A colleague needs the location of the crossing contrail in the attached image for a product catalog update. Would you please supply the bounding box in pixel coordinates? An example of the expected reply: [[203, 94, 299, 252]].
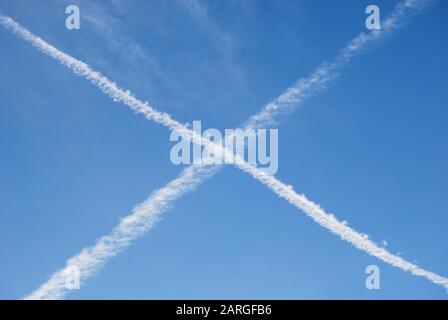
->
[[1, 0, 446, 299]]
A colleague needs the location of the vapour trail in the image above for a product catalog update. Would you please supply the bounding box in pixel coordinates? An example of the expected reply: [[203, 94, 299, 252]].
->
[[245, 0, 436, 128], [25, 164, 219, 300], [1, 0, 445, 299]]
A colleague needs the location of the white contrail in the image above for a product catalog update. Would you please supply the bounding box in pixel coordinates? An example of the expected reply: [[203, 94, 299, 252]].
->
[[1, 0, 445, 299], [24, 164, 218, 300], [245, 0, 435, 128]]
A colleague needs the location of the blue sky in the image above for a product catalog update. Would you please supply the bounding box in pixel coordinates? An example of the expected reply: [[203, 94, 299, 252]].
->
[[0, 0, 447, 299]]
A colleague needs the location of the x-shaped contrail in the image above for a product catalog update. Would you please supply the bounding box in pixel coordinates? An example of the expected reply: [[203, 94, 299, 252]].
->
[[0, 0, 446, 300]]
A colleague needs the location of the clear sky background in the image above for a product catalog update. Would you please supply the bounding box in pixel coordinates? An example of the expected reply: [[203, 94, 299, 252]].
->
[[0, 0, 447, 299]]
